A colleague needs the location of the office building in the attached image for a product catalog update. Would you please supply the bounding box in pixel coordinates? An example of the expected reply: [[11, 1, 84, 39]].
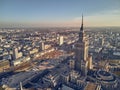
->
[[40, 42, 45, 51], [59, 36, 64, 45], [87, 55, 93, 70], [74, 15, 89, 72], [13, 47, 22, 60]]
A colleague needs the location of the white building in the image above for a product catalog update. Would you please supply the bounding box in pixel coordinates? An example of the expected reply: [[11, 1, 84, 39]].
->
[[59, 36, 64, 45], [13, 48, 22, 60]]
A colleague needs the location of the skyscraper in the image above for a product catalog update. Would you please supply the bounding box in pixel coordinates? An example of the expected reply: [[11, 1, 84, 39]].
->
[[13, 48, 18, 60], [59, 36, 64, 46], [87, 55, 93, 70], [74, 15, 89, 71], [13, 47, 23, 60], [40, 42, 45, 51]]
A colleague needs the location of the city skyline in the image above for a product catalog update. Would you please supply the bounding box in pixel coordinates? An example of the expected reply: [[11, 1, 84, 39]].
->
[[0, 0, 120, 27], [0, 14, 120, 89]]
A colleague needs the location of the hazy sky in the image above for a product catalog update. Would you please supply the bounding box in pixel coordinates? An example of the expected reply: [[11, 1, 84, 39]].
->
[[0, 0, 120, 27]]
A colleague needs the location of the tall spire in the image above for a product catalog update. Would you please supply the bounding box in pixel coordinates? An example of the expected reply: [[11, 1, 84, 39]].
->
[[79, 15, 84, 42], [80, 14, 83, 31]]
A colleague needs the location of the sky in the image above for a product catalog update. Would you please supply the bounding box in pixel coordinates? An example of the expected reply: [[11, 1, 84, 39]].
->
[[0, 0, 120, 27]]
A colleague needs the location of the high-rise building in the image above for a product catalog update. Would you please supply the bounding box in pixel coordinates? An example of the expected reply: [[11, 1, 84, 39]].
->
[[74, 15, 89, 72], [13, 47, 22, 60], [20, 82, 23, 90], [99, 38, 104, 46], [87, 55, 93, 70], [40, 42, 45, 51], [0, 36, 2, 42], [59, 36, 64, 45], [13, 48, 18, 60]]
